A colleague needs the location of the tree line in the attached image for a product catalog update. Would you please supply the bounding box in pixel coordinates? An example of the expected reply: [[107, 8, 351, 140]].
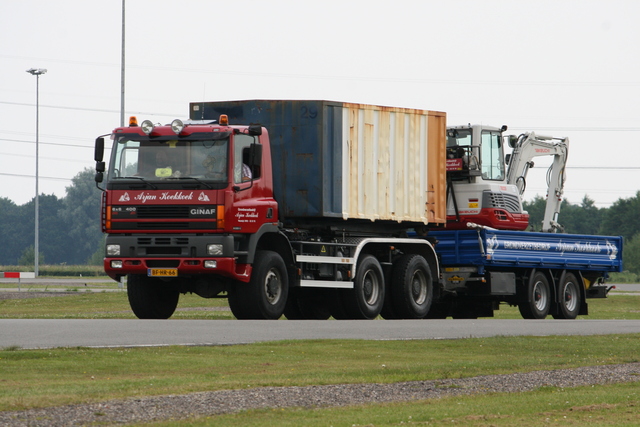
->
[[0, 168, 102, 266], [524, 193, 640, 276], [1, 169, 638, 275]]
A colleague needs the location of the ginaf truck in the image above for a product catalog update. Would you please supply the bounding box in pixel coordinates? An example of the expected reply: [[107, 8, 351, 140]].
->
[[94, 100, 622, 320]]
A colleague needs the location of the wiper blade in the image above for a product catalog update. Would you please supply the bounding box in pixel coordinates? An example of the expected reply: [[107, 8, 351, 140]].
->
[[116, 176, 158, 189], [166, 176, 213, 189]]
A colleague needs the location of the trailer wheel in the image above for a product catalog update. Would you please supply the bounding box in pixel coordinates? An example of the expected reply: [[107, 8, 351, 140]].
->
[[127, 274, 179, 319], [390, 254, 433, 319], [553, 273, 581, 319], [518, 271, 551, 319], [229, 250, 288, 320], [342, 255, 385, 319]]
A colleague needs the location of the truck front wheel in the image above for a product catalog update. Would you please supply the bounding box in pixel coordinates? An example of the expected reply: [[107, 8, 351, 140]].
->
[[552, 273, 581, 319], [342, 255, 385, 319], [229, 250, 288, 320], [518, 271, 551, 319], [390, 254, 433, 319], [127, 274, 179, 319]]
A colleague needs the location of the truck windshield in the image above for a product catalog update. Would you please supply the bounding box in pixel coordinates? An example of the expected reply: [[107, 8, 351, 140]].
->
[[108, 137, 229, 182]]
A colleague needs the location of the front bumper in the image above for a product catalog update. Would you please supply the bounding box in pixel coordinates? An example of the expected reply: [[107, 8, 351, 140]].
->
[[103, 234, 251, 282]]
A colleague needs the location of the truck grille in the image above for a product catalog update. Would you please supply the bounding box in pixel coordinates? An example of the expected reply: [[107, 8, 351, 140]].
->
[[136, 206, 190, 218], [109, 205, 218, 231], [137, 237, 190, 245]]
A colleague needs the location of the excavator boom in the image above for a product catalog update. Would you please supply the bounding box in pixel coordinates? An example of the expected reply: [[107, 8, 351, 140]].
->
[[506, 132, 569, 232]]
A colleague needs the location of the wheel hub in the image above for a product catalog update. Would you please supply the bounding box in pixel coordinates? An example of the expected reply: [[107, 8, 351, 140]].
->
[[264, 271, 282, 304]]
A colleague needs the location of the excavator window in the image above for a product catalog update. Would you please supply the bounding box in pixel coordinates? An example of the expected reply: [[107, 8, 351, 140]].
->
[[480, 131, 505, 181]]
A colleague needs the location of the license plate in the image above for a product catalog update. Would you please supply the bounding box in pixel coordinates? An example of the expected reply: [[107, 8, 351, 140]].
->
[[148, 268, 178, 277]]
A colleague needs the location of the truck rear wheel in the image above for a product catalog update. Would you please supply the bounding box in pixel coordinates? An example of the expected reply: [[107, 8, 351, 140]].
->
[[342, 255, 385, 319], [518, 271, 551, 319], [284, 288, 332, 320], [390, 254, 433, 319], [228, 250, 288, 320], [553, 273, 581, 319], [127, 274, 179, 319]]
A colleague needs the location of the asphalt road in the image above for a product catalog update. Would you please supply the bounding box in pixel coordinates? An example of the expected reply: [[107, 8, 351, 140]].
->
[[3, 318, 640, 349], [1, 280, 638, 349]]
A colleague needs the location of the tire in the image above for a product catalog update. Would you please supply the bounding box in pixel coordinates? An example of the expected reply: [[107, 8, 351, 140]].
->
[[284, 288, 332, 320], [390, 254, 433, 319], [328, 289, 351, 320], [342, 255, 385, 319], [228, 250, 288, 320], [127, 274, 179, 319], [380, 292, 400, 320], [424, 301, 449, 319], [518, 271, 551, 319], [553, 273, 581, 320]]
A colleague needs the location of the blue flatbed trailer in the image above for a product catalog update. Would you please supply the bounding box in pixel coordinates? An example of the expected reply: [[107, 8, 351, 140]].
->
[[427, 229, 623, 319]]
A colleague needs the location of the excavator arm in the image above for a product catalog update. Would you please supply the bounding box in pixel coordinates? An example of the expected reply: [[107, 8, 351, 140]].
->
[[506, 132, 569, 233]]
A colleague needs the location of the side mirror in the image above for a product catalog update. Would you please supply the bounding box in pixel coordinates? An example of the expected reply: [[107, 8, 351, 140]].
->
[[248, 124, 262, 136], [508, 135, 518, 149], [95, 160, 105, 184], [95, 137, 105, 162]]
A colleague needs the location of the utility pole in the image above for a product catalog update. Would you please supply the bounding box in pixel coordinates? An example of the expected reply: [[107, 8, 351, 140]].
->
[[121, 0, 126, 127]]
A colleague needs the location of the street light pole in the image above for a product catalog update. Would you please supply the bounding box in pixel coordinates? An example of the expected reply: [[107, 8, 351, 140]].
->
[[26, 67, 47, 277]]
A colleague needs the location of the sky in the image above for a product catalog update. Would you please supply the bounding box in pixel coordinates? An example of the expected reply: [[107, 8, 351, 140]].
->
[[1, 0, 639, 208]]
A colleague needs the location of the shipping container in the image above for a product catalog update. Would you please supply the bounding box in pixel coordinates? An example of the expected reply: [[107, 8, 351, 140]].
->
[[190, 100, 447, 226]]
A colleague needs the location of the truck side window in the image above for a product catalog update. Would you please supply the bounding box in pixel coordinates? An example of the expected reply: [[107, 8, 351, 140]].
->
[[234, 135, 261, 183], [112, 139, 140, 178]]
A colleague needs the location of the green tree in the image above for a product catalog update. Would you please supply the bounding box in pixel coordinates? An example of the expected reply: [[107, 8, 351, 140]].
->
[[0, 197, 23, 264], [88, 241, 106, 266], [58, 168, 103, 264], [599, 191, 640, 239], [622, 233, 640, 275], [18, 194, 67, 265], [38, 194, 68, 264], [559, 195, 603, 235], [18, 245, 44, 266], [522, 195, 546, 231]]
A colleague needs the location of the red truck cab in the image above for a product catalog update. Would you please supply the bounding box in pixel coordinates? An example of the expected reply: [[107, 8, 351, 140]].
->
[[95, 116, 278, 289]]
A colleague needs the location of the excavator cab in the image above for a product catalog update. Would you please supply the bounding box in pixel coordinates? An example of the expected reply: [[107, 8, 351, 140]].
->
[[445, 125, 530, 231]]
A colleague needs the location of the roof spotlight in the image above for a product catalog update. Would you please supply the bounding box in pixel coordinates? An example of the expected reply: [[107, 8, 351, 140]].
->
[[171, 119, 185, 134], [141, 120, 154, 135]]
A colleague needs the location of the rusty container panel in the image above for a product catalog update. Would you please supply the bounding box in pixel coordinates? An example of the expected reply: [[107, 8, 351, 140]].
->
[[191, 100, 446, 226]]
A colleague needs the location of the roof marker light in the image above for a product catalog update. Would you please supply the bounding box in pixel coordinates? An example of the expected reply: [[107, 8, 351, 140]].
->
[[219, 114, 229, 125], [171, 119, 184, 134], [141, 120, 154, 135]]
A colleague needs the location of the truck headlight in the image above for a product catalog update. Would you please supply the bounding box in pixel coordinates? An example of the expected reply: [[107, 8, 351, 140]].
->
[[106, 244, 121, 256], [110, 260, 123, 269], [207, 244, 223, 256], [204, 260, 218, 269]]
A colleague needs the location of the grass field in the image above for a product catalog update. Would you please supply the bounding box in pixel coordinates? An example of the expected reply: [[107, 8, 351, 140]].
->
[[1, 282, 639, 425]]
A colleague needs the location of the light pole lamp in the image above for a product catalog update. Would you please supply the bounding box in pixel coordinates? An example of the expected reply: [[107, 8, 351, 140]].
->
[[26, 68, 47, 277]]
